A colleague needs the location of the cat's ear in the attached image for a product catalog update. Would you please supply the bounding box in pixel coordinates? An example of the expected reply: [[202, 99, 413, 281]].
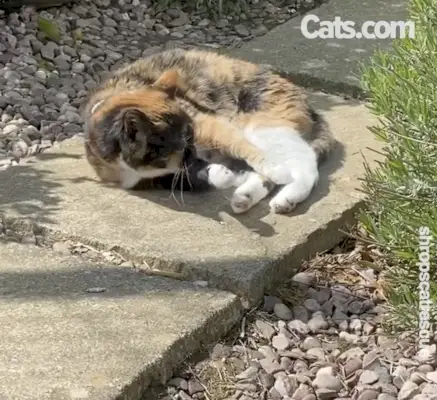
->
[[122, 109, 150, 142], [153, 70, 186, 98]]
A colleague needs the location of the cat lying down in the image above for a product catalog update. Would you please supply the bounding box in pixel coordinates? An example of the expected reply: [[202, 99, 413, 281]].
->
[[83, 48, 336, 214]]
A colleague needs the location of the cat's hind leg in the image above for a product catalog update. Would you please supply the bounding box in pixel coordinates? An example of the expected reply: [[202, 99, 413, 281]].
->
[[244, 125, 319, 213], [268, 169, 317, 214], [231, 172, 275, 214]]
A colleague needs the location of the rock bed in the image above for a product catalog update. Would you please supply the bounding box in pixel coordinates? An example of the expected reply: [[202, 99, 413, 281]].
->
[[155, 241, 437, 400], [0, 0, 320, 169]]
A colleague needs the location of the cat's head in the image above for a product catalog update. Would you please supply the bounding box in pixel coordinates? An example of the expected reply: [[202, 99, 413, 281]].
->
[[84, 70, 194, 185]]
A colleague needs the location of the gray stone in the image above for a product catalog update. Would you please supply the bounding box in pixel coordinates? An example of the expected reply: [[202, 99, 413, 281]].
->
[[72, 62, 86, 74], [414, 345, 436, 364], [344, 358, 362, 376], [168, 377, 188, 390], [416, 365, 434, 373], [312, 287, 331, 304], [426, 371, 437, 384], [2, 124, 19, 136], [339, 347, 365, 362], [262, 296, 282, 312], [274, 375, 298, 397], [363, 350, 381, 369], [307, 347, 325, 361], [255, 319, 276, 340], [259, 358, 282, 375], [349, 318, 363, 332], [422, 383, 437, 397], [288, 320, 310, 336], [313, 367, 342, 391], [188, 379, 205, 395], [54, 56, 70, 71], [348, 300, 366, 315], [303, 298, 321, 312], [307, 314, 328, 332], [293, 383, 314, 400], [339, 331, 359, 344], [291, 272, 314, 287], [409, 372, 426, 385], [293, 305, 310, 323], [377, 395, 396, 400], [359, 370, 379, 385], [259, 369, 274, 389], [398, 381, 420, 400], [272, 334, 290, 351], [179, 391, 193, 400], [315, 388, 338, 400], [274, 303, 293, 320], [40, 41, 57, 61], [358, 390, 379, 400], [302, 337, 321, 351], [235, 366, 258, 381]]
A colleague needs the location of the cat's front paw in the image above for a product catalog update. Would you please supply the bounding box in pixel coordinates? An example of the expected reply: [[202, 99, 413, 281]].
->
[[206, 164, 236, 189]]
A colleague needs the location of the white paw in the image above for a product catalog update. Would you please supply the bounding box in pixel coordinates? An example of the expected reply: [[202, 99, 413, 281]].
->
[[120, 169, 142, 189], [206, 164, 236, 189], [269, 196, 297, 214], [262, 163, 292, 185], [231, 192, 253, 214]]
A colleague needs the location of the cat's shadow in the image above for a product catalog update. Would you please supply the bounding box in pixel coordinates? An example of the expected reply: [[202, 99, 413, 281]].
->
[[128, 141, 345, 238]]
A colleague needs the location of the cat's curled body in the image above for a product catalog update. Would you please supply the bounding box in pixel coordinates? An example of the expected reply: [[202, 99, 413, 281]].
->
[[84, 48, 336, 214]]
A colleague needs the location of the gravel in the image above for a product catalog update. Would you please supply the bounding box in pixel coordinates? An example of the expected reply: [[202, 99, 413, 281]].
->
[[0, 0, 323, 170], [153, 240, 437, 400]]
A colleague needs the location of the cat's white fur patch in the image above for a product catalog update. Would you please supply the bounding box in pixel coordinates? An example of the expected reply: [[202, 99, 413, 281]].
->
[[231, 173, 271, 214], [206, 164, 273, 213], [118, 158, 179, 189], [206, 164, 236, 189], [243, 126, 319, 213]]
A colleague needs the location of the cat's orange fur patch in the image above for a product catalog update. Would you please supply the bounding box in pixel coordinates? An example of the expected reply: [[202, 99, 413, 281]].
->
[[92, 88, 173, 123]]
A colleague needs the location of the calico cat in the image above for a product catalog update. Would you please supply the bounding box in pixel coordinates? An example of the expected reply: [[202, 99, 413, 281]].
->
[[83, 48, 336, 214]]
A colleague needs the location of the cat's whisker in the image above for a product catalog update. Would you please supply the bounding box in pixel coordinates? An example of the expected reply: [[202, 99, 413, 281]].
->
[[170, 169, 182, 206], [179, 166, 186, 206], [184, 161, 193, 191]]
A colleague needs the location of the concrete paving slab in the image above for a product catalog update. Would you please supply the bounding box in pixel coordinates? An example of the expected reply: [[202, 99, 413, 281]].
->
[[0, 91, 383, 305], [229, 0, 408, 97], [0, 241, 241, 400]]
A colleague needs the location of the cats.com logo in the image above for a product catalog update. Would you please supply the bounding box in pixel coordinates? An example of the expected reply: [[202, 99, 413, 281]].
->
[[301, 15, 415, 39]]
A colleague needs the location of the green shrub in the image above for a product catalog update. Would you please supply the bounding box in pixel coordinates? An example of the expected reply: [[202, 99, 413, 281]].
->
[[360, 0, 437, 333]]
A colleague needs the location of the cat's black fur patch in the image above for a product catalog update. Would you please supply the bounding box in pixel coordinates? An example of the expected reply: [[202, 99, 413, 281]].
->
[[237, 74, 268, 113], [131, 146, 212, 192]]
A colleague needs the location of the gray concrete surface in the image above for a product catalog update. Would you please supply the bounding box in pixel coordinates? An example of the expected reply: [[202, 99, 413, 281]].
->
[[230, 0, 408, 97], [0, 241, 241, 400], [0, 91, 383, 305]]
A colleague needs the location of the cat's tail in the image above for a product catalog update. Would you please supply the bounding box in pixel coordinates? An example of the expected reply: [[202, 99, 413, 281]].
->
[[308, 107, 338, 165]]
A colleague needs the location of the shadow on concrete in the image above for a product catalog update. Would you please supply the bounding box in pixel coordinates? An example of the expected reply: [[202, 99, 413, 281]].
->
[[0, 152, 82, 225], [0, 256, 215, 301], [125, 138, 345, 237]]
